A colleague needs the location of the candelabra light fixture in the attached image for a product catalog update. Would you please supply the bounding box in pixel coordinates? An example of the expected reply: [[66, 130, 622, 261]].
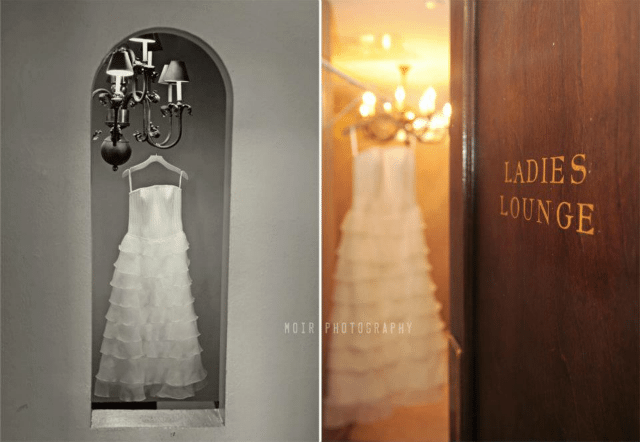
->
[[92, 33, 192, 171], [354, 64, 451, 144]]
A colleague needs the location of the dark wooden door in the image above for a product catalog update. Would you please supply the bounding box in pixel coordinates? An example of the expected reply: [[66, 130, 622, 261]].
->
[[452, 0, 639, 440]]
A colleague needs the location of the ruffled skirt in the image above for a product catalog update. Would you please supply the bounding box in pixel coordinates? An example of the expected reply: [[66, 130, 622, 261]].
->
[[324, 204, 447, 427], [95, 231, 207, 402]]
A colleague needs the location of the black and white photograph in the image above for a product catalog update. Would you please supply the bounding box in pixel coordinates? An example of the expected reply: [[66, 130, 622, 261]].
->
[[2, 1, 319, 440], [2, 1, 639, 442]]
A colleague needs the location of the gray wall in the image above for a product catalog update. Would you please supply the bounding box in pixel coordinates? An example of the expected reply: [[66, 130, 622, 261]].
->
[[1, 1, 319, 441], [91, 33, 225, 403]]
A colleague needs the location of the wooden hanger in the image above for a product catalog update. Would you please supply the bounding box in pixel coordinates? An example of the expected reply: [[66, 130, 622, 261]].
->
[[122, 154, 189, 180]]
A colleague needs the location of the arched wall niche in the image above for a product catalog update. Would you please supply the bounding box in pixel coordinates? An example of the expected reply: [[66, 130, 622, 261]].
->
[[90, 27, 231, 423]]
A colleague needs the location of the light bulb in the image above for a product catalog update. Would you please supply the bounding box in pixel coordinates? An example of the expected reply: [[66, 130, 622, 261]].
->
[[396, 129, 407, 142], [430, 114, 447, 129], [383, 102, 392, 112], [382, 34, 392, 50], [413, 118, 427, 130], [419, 87, 437, 114], [359, 103, 372, 117], [443, 102, 452, 118], [360, 34, 375, 44], [362, 91, 377, 107], [395, 86, 406, 109]]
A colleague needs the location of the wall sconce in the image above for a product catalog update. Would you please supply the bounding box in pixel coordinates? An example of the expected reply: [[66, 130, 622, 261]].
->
[[357, 64, 451, 144], [92, 33, 192, 171]]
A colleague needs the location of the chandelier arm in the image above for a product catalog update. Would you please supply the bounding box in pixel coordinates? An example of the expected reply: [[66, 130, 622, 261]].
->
[[133, 97, 151, 143], [92, 88, 111, 98], [145, 98, 174, 146], [144, 107, 175, 148], [129, 70, 148, 105], [146, 108, 185, 149], [126, 90, 146, 108], [143, 97, 153, 141], [156, 111, 175, 146]]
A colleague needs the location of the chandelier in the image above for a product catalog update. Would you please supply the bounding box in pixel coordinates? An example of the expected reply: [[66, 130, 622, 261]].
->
[[92, 33, 192, 171], [355, 64, 451, 144]]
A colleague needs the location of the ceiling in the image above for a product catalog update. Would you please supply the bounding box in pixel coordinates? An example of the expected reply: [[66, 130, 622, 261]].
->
[[326, 0, 450, 104]]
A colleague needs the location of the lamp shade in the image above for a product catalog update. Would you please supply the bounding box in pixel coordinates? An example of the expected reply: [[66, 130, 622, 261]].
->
[[158, 64, 169, 84], [106, 50, 133, 77], [129, 33, 156, 43], [164, 60, 190, 83], [130, 33, 162, 51]]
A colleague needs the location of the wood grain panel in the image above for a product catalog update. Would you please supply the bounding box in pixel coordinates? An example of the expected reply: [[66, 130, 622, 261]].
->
[[472, 1, 639, 439]]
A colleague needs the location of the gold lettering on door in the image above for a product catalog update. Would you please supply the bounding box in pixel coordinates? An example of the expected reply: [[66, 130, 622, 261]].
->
[[499, 154, 595, 235]]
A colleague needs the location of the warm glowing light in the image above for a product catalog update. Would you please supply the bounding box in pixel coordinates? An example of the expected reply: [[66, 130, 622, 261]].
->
[[383, 102, 392, 112], [396, 129, 407, 142], [419, 87, 437, 114], [425, 1, 437, 9], [443, 102, 452, 118], [362, 91, 377, 107], [405, 111, 415, 120], [382, 34, 392, 50], [395, 85, 406, 108], [360, 34, 375, 44], [430, 114, 447, 130], [413, 118, 428, 130], [359, 103, 373, 117]]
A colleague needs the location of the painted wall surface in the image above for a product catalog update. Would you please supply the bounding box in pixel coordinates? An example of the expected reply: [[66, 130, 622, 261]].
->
[[91, 33, 225, 403], [1, 1, 319, 441]]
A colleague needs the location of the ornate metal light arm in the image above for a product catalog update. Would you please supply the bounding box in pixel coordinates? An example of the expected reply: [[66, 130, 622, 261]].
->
[[92, 76, 132, 170], [151, 102, 192, 149], [92, 35, 193, 170], [126, 59, 192, 149], [352, 64, 451, 145], [132, 96, 192, 149]]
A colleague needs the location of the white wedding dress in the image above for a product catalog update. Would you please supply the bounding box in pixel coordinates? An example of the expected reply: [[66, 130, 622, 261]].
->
[[94, 171, 207, 401], [324, 146, 447, 427]]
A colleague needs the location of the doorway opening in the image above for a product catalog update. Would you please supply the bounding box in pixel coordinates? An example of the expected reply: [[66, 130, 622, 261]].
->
[[321, 1, 458, 441]]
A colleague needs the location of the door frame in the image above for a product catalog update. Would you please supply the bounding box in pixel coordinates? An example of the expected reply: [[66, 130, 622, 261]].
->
[[449, 0, 477, 440]]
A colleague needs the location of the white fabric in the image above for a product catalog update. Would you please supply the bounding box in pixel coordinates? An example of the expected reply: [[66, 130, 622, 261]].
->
[[324, 146, 447, 427], [95, 182, 207, 402]]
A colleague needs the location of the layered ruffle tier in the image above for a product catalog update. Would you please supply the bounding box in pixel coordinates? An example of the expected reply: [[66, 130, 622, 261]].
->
[[325, 204, 447, 427], [95, 232, 207, 402]]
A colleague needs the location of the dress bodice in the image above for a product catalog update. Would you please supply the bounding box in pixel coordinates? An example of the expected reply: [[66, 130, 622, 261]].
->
[[352, 146, 416, 211], [128, 185, 183, 239]]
